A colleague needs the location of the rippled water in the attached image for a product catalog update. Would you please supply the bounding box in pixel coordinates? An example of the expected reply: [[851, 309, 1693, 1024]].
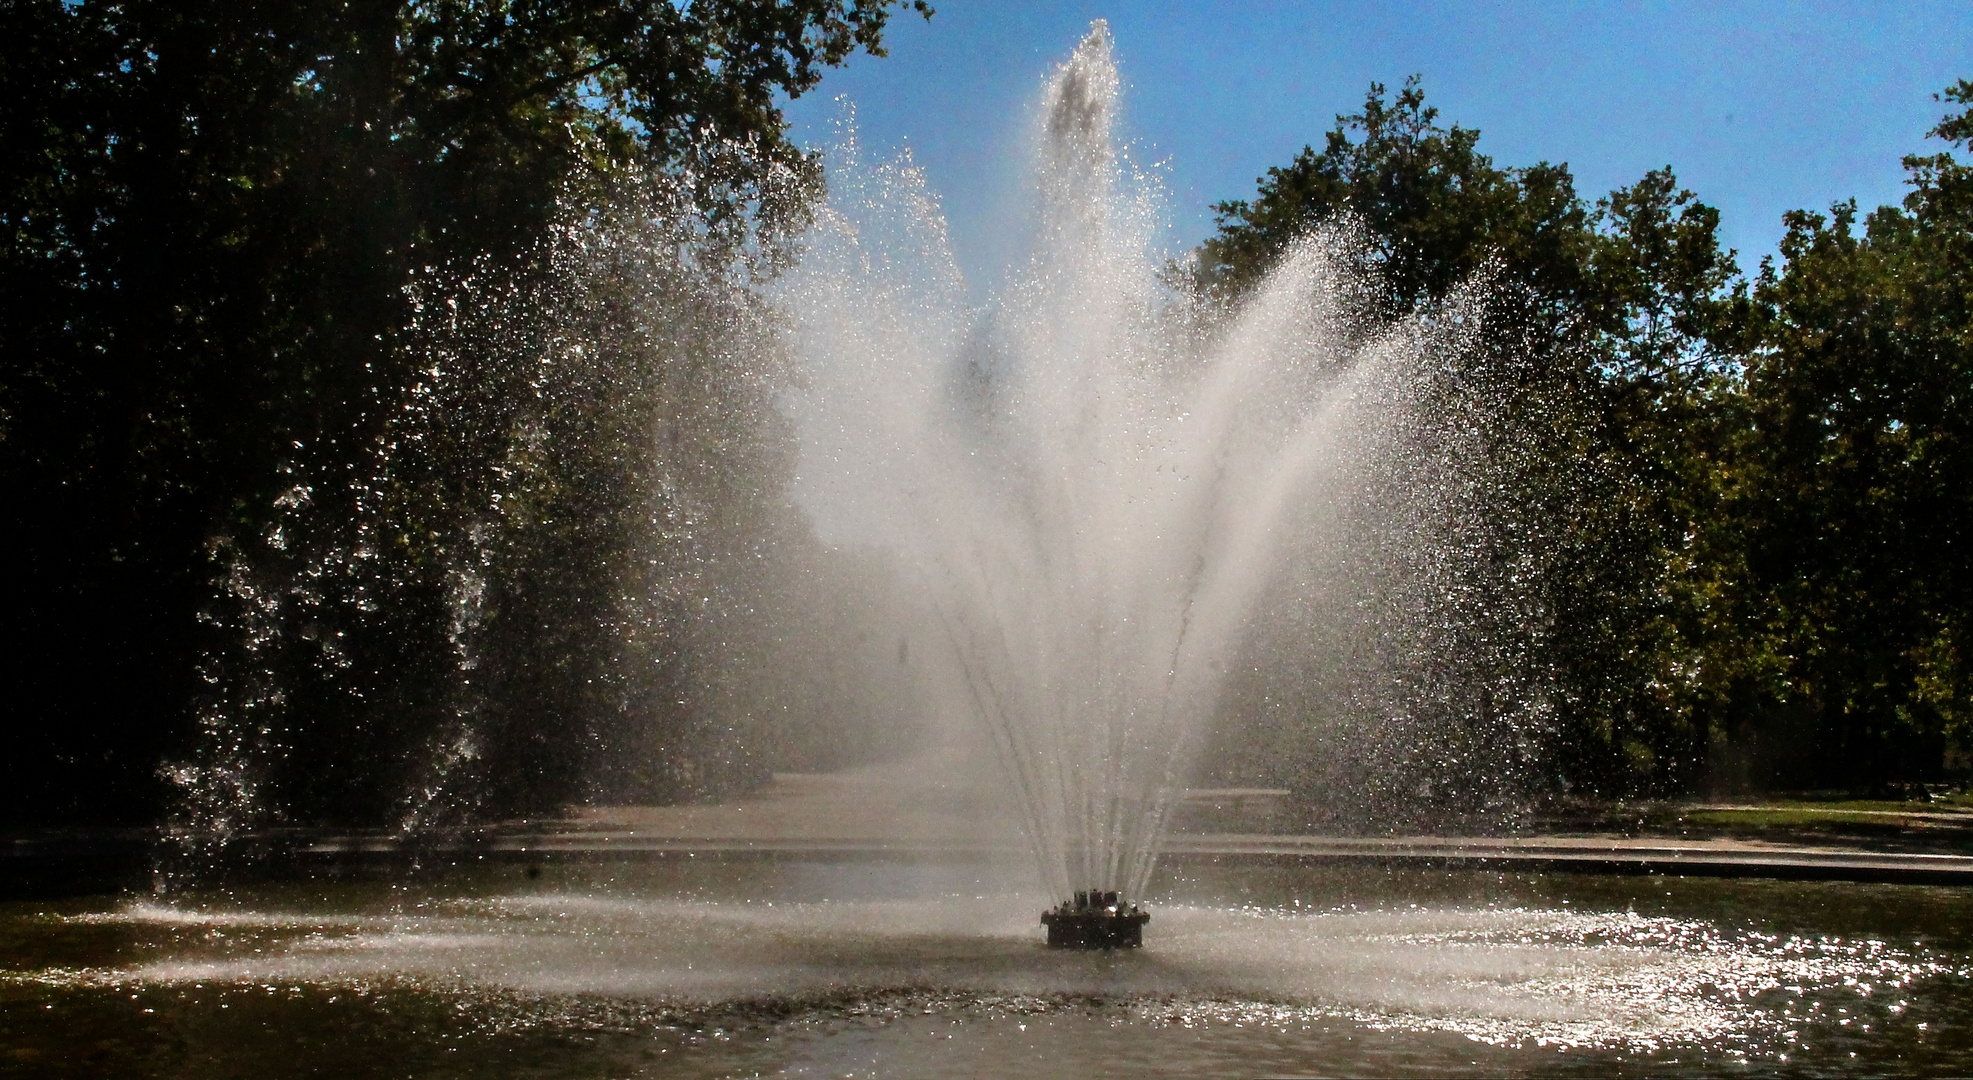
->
[[6, 860, 1972, 1077]]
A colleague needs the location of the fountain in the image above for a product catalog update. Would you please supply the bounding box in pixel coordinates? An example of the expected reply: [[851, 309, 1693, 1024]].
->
[[11, 23, 1973, 1080], [1042, 890, 1149, 948], [779, 21, 1490, 930]]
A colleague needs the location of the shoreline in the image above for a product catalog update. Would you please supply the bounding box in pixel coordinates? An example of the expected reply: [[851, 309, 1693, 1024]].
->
[[11, 767, 1973, 896]]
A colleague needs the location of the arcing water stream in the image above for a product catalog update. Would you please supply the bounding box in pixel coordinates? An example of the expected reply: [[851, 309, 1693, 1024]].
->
[[783, 22, 1496, 904]]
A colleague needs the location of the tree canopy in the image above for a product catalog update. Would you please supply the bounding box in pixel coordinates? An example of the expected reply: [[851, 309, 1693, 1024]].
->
[[0, 0, 928, 826], [1198, 76, 1973, 801], [4, 10, 1967, 829]]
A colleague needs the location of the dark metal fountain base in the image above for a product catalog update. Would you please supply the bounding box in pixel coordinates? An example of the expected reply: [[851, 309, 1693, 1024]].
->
[[1042, 890, 1149, 948]]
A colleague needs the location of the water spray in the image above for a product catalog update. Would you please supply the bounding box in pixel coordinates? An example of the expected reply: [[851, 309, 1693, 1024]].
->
[[785, 22, 1490, 952]]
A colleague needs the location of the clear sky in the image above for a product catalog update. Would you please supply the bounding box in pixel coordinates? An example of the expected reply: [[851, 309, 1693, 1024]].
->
[[782, 1, 1973, 296]]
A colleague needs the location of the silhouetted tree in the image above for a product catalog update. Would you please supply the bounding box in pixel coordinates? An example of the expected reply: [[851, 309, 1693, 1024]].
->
[[1192, 76, 1959, 804], [1709, 81, 1973, 789], [0, 0, 929, 826]]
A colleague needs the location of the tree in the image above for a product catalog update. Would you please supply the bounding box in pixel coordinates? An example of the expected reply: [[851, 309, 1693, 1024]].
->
[[0, 0, 930, 826], [1199, 75, 1973, 802], [1195, 75, 1598, 340], [1712, 81, 1973, 787], [1552, 170, 1747, 796], [1190, 78, 1750, 806]]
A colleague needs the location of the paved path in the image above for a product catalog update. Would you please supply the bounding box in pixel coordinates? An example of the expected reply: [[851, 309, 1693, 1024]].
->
[[1157, 833, 1973, 884], [297, 828, 1973, 884], [20, 764, 1973, 894], [1692, 802, 1973, 825], [292, 764, 1973, 885]]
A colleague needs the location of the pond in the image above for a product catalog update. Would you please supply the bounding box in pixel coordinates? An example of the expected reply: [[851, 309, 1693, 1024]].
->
[[5, 857, 1971, 1077]]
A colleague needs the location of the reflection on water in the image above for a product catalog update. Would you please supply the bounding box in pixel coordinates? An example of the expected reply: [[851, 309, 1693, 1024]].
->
[[6, 862, 1973, 1077], [51, 894, 1953, 1051]]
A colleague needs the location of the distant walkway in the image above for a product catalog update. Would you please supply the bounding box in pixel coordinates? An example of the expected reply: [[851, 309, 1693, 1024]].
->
[[16, 764, 1971, 893], [297, 764, 1973, 886], [295, 827, 1973, 885], [1156, 833, 1973, 885]]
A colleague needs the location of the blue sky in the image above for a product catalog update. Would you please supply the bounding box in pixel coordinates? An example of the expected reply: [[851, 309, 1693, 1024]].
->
[[782, 1, 1972, 295]]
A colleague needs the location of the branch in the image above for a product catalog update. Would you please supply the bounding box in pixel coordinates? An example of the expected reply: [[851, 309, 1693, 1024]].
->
[[524, 53, 625, 101]]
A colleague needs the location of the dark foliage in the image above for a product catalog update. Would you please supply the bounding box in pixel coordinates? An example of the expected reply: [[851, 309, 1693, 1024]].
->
[[1198, 77, 1973, 803], [6, 6, 1965, 833], [0, 0, 928, 826]]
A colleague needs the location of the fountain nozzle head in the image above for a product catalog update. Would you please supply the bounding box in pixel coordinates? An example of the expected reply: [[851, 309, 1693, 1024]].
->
[[1041, 890, 1148, 948]]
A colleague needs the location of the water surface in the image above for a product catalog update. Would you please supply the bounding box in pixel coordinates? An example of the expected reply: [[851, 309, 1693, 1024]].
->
[[5, 859, 1971, 1077]]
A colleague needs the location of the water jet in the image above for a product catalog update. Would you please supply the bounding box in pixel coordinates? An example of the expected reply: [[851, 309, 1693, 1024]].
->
[[782, 19, 1495, 929]]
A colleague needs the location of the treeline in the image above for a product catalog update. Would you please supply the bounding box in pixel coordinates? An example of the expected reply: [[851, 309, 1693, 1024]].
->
[[5, 1, 1967, 832], [1199, 78, 1973, 799], [0, 0, 930, 828]]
